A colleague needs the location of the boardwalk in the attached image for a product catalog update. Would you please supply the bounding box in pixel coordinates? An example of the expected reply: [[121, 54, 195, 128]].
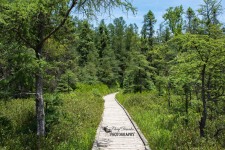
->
[[92, 93, 150, 150]]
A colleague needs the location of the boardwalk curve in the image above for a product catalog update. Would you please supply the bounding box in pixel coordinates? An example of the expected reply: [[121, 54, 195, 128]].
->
[[92, 93, 150, 150]]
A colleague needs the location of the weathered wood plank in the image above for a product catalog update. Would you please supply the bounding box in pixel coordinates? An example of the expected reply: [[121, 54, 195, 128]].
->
[[92, 93, 150, 150]]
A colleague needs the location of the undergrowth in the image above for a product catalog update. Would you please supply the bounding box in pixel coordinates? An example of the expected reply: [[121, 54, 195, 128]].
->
[[116, 92, 224, 150], [0, 83, 110, 150]]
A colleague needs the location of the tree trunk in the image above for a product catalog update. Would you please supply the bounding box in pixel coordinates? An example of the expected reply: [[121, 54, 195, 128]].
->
[[200, 64, 207, 137], [35, 44, 45, 150], [36, 12, 45, 138], [35, 42, 45, 150], [36, 72, 45, 136]]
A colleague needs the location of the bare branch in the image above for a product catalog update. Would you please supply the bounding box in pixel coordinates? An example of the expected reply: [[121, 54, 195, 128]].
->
[[79, 0, 88, 7]]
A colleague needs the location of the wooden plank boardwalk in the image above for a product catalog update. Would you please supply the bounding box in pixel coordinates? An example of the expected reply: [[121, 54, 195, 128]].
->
[[92, 93, 150, 150]]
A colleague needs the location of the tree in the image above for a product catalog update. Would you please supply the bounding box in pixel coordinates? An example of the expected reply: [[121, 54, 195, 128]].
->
[[198, 0, 223, 26], [163, 5, 184, 35], [0, 0, 135, 139], [186, 7, 196, 33], [168, 33, 225, 137], [96, 20, 109, 59], [123, 51, 152, 93], [77, 20, 97, 67], [192, 17, 201, 34], [111, 17, 127, 87], [141, 10, 157, 50], [1, 0, 82, 138], [96, 20, 119, 86], [123, 32, 152, 93]]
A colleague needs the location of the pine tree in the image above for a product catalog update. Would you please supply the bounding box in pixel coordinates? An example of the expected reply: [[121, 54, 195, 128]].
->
[[123, 50, 152, 93], [186, 7, 196, 33], [110, 17, 127, 87], [76, 20, 99, 83], [141, 10, 157, 51], [96, 20, 119, 86], [123, 24, 153, 93]]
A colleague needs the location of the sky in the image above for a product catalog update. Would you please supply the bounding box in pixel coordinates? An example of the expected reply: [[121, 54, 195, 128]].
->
[[88, 0, 225, 33]]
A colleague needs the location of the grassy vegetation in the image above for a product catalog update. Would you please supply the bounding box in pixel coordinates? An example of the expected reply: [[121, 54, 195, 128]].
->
[[116, 92, 224, 150], [0, 84, 110, 150]]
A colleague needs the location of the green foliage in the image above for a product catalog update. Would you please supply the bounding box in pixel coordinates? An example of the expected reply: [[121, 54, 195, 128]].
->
[[0, 84, 110, 149], [185, 7, 197, 33], [123, 51, 153, 93], [0, 98, 36, 149], [117, 92, 224, 149], [44, 93, 63, 133], [57, 70, 77, 93], [141, 10, 157, 50], [121, 22, 156, 93], [96, 20, 119, 87], [0, 45, 37, 98], [163, 5, 184, 35]]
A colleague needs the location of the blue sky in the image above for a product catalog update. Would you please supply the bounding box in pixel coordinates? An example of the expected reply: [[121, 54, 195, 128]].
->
[[89, 0, 225, 32]]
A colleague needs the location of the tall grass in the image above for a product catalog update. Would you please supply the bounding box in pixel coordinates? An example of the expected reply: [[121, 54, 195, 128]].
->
[[0, 83, 110, 150], [116, 92, 224, 150]]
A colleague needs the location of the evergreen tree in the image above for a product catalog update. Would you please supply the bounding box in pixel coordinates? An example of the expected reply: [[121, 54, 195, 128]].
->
[[141, 10, 157, 51], [123, 29, 152, 93], [186, 7, 196, 33], [111, 17, 127, 87], [96, 20, 119, 86], [76, 20, 99, 83]]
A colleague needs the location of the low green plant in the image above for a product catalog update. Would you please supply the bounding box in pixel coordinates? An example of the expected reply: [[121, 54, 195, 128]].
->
[[0, 83, 110, 149], [116, 92, 224, 150]]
